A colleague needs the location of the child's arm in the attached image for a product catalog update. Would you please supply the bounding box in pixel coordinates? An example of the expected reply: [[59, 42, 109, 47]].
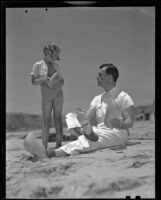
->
[[47, 64, 64, 88], [49, 63, 64, 81], [30, 62, 50, 86], [49, 72, 60, 82], [31, 75, 49, 86]]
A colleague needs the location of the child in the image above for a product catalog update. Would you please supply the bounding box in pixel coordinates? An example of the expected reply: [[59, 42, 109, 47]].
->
[[30, 42, 64, 149]]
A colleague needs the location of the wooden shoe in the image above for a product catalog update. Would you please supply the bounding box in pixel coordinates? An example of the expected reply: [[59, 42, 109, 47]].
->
[[24, 132, 47, 159]]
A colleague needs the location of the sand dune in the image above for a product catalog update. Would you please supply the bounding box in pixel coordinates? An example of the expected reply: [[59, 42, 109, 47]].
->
[[6, 121, 155, 198]]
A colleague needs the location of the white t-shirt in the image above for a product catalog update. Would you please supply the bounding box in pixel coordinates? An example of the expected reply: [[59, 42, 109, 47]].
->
[[90, 87, 134, 127]]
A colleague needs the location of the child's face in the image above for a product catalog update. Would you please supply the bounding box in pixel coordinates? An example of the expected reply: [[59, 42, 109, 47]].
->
[[44, 45, 61, 62]]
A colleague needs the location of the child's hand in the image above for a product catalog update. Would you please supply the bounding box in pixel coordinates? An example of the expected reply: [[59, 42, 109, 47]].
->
[[47, 79, 54, 88], [47, 78, 59, 88], [42, 77, 50, 84]]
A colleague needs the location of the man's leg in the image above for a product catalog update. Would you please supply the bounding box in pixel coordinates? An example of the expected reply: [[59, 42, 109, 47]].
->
[[46, 148, 68, 158], [24, 132, 67, 159], [66, 112, 83, 140], [66, 112, 98, 142], [68, 127, 83, 140], [77, 112, 99, 142], [53, 91, 64, 148]]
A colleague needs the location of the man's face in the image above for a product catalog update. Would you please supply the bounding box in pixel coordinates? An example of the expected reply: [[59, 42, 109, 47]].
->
[[97, 67, 112, 88]]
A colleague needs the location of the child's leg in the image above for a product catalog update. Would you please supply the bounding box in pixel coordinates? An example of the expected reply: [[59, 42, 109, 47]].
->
[[52, 90, 64, 148], [41, 101, 52, 149]]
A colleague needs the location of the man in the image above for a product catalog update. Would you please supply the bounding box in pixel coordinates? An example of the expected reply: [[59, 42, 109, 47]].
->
[[24, 63, 134, 158]]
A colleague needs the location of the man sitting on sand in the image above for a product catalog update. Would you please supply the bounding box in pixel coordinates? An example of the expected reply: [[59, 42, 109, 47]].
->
[[24, 63, 134, 158]]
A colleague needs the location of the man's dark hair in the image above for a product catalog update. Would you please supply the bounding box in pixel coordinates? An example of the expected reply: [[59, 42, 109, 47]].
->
[[99, 63, 119, 83]]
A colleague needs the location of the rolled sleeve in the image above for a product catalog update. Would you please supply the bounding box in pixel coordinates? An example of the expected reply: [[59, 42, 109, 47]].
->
[[90, 96, 97, 107], [30, 63, 40, 77], [120, 93, 134, 111]]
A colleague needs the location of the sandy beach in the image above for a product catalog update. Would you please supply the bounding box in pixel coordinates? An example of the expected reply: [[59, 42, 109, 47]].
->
[[6, 121, 155, 199]]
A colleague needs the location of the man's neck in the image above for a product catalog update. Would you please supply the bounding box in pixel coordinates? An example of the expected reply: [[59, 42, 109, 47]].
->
[[104, 84, 116, 93]]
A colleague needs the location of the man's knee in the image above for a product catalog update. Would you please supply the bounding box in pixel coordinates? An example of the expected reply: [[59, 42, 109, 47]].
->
[[68, 128, 82, 140], [65, 112, 80, 129], [66, 112, 77, 119]]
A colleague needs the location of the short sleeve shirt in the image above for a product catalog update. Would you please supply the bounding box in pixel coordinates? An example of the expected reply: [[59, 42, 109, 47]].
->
[[30, 60, 48, 79], [30, 60, 64, 88], [90, 87, 134, 125]]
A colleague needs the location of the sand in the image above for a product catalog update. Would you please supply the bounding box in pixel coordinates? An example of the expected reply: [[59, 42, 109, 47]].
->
[[6, 121, 155, 199]]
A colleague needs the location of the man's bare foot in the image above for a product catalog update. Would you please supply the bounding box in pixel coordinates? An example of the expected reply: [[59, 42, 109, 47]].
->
[[45, 148, 56, 158]]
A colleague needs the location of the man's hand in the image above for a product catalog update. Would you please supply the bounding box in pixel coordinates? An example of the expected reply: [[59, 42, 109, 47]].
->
[[76, 108, 89, 126], [110, 118, 122, 129], [109, 106, 134, 130]]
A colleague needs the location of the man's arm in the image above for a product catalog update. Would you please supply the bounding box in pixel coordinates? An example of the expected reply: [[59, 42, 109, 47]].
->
[[120, 105, 134, 129], [110, 106, 134, 130], [86, 105, 97, 125]]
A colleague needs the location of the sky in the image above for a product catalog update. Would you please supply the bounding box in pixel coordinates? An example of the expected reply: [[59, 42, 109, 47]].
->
[[6, 6, 155, 115]]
